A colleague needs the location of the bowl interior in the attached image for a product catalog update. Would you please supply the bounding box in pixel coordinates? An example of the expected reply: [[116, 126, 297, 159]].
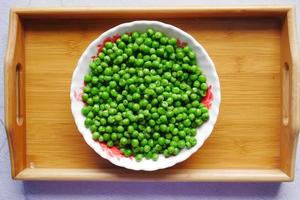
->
[[70, 21, 221, 171]]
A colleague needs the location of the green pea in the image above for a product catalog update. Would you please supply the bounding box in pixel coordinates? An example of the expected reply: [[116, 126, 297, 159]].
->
[[168, 38, 177, 45], [188, 51, 196, 59], [137, 133, 144, 141], [140, 44, 150, 54], [140, 139, 147, 146], [82, 93, 89, 102], [163, 149, 169, 157], [84, 74, 92, 82], [150, 132, 159, 139], [167, 146, 175, 154], [156, 48, 164, 56], [176, 52, 184, 60], [81, 106, 90, 116], [190, 137, 197, 147], [173, 147, 180, 155], [149, 119, 156, 126], [172, 87, 180, 94], [160, 124, 168, 132], [131, 139, 139, 147], [183, 56, 190, 63], [161, 101, 168, 108], [106, 140, 113, 147], [132, 104, 140, 112], [159, 36, 168, 44], [170, 141, 177, 148], [111, 133, 118, 141], [98, 52, 105, 59], [144, 145, 151, 153], [195, 118, 203, 127], [123, 125, 132, 134], [199, 75, 207, 82], [98, 118, 106, 125], [190, 93, 197, 100], [107, 116, 115, 124], [188, 113, 195, 120], [154, 31, 162, 39], [135, 58, 144, 67], [84, 118, 93, 127], [166, 45, 174, 53], [145, 29, 154, 36], [131, 31, 139, 39], [201, 112, 209, 121], [183, 119, 191, 127], [145, 152, 153, 160], [103, 133, 110, 141], [200, 83, 208, 91], [135, 37, 144, 45], [179, 131, 186, 138], [152, 41, 159, 48], [98, 126, 105, 133], [104, 126, 112, 133], [124, 149, 132, 157], [201, 106, 208, 113], [92, 95, 100, 103], [87, 98, 93, 105], [159, 115, 168, 124], [98, 135, 104, 142], [151, 153, 159, 161], [149, 48, 156, 54], [120, 137, 128, 146], [129, 84, 138, 92], [92, 132, 100, 140], [122, 119, 130, 126], [177, 140, 185, 149], [103, 55, 111, 63], [105, 42, 113, 49], [118, 41, 126, 50], [101, 92, 109, 100], [135, 154, 143, 162], [192, 101, 200, 107], [121, 34, 129, 42]]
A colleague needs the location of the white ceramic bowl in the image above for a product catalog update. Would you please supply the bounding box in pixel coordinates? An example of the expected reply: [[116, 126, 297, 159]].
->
[[70, 21, 221, 171]]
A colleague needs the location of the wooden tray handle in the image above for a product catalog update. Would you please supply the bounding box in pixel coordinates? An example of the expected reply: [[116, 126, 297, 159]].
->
[[5, 12, 25, 129], [15, 63, 24, 125], [282, 60, 300, 136], [282, 62, 290, 127], [295, 64, 300, 136], [282, 8, 300, 137], [4, 11, 26, 177]]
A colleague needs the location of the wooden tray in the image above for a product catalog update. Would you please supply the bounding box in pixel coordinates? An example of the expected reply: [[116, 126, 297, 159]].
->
[[5, 7, 300, 181]]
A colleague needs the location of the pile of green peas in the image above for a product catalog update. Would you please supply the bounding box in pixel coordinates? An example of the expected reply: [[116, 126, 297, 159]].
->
[[81, 29, 209, 161]]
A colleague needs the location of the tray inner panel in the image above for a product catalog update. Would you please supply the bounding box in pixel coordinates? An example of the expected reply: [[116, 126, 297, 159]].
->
[[24, 17, 281, 169]]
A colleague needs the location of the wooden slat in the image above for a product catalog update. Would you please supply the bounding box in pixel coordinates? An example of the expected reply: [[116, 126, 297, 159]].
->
[[15, 168, 291, 182], [280, 7, 300, 180], [12, 6, 292, 19], [4, 11, 26, 177]]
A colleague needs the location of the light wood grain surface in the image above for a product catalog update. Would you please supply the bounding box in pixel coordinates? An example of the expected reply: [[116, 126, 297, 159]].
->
[[4, 7, 299, 181], [25, 18, 281, 168]]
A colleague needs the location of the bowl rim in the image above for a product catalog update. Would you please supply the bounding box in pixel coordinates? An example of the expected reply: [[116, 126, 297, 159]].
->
[[70, 20, 221, 171]]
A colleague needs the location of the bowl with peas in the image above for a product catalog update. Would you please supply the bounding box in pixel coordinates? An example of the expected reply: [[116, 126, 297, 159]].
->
[[70, 21, 221, 171]]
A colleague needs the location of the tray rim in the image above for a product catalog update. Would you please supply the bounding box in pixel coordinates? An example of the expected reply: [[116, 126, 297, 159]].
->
[[9, 6, 296, 17], [15, 168, 291, 182], [4, 6, 300, 182]]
